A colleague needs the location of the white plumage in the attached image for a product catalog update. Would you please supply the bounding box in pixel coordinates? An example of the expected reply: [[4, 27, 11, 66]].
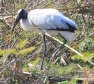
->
[[12, 8, 78, 42]]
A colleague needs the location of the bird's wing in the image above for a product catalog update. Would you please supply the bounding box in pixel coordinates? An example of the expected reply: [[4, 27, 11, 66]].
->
[[28, 9, 77, 32], [59, 31, 75, 42]]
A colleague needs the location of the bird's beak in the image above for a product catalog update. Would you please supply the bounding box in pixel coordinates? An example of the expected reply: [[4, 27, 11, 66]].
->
[[11, 16, 20, 33]]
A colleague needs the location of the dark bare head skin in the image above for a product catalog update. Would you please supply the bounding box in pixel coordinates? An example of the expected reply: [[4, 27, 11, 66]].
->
[[11, 9, 27, 33]]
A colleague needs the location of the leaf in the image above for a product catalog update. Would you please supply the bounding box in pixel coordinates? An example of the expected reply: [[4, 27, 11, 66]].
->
[[30, 57, 41, 66], [71, 52, 94, 62], [0, 49, 5, 55], [16, 39, 28, 49], [0, 49, 16, 56], [78, 38, 94, 52], [16, 46, 36, 55]]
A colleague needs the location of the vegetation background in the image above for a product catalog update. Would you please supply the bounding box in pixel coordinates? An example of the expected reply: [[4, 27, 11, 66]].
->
[[0, 0, 94, 84]]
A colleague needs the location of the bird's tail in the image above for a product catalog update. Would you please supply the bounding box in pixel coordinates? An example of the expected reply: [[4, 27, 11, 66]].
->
[[59, 31, 75, 42]]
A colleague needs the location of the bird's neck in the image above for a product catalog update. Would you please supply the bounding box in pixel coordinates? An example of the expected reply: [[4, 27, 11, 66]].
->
[[20, 18, 32, 31]]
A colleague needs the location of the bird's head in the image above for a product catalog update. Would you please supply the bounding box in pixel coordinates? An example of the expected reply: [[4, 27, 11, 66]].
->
[[11, 9, 27, 33]]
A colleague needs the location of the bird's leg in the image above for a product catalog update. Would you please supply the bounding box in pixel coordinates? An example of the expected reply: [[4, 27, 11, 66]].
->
[[60, 37, 67, 49], [58, 33, 67, 49], [50, 37, 67, 62], [59, 37, 72, 65], [40, 32, 47, 70]]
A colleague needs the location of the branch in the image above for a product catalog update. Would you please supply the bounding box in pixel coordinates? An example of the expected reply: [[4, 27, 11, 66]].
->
[[0, 58, 20, 74], [45, 32, 83, 57], [45, 33, 94, 66], [22, 72, 70, 82], [0, 17, 11, 29]]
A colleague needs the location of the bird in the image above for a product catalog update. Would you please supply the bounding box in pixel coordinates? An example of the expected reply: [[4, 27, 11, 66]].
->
[[12, 8, 78, 41], [12, 8, 78, 69]]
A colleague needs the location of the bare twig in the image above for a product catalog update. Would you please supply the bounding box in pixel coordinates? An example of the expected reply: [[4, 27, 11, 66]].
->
[[45, 32, 83, 57], [40, 33, 47, 70], [0, 17, 11, 29], [0, 58, 20, 74]]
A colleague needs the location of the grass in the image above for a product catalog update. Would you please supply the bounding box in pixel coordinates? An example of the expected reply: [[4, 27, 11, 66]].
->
[[0, 0, 94, 84]]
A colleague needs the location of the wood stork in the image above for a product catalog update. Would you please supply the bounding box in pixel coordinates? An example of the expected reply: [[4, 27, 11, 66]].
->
[[12, 8, 78, 70]]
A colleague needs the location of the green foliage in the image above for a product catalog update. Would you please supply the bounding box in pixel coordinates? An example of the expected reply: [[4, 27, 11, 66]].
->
[[0, 39, 37, 56], [71, 52, 94, 62], [16, 39, 28, 49], [30, 57, 41, 66], [78, 38, 94, 52], [47, 63, 79, 77], [0, 49, 16, 55], [0, 0, 94, 83], [22, 58, 41, 73], [69, 78, 77, 84], [0, 34, 42, 56], [0, 46, 36, 57], [16, 46, 36, 55]]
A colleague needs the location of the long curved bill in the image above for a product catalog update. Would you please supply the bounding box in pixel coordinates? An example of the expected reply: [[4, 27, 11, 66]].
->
[[11, 15, 20, 33], [11, 21, 18, 33]]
